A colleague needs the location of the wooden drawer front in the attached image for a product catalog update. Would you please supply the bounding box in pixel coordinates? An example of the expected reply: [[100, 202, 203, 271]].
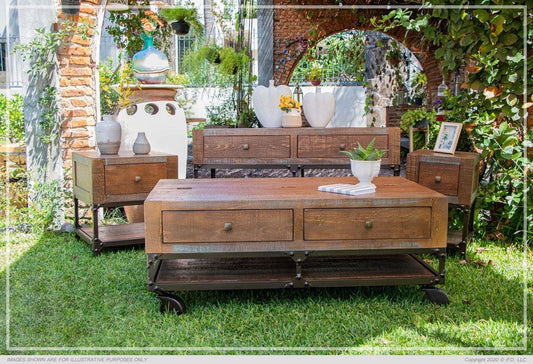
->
[[203, 136, 290, 158], [162, 209, 294, 243], [105, 163, 167, 195], [304, 207, 431, 240], [298, 135, 389, 158], [418, 162, 459, 196]]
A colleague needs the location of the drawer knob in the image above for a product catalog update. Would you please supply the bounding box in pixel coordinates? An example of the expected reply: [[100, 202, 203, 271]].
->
[[339, 144, 346, 151], [242, 144, 249, 150], [435, 176, 441, 183], [134, 176, 141, 183], [365, 221, 373, 229], [224, 222, 233, 231]]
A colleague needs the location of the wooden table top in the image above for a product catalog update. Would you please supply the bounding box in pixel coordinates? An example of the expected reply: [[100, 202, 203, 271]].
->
[[146, 177, 446, 209]]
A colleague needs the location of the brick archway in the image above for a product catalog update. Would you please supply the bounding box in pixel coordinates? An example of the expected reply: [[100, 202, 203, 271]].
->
[[272, 1, 445, 103]]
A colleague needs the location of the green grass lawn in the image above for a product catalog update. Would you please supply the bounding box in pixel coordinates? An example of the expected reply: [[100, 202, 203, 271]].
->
[[0, 231, 531, 355]]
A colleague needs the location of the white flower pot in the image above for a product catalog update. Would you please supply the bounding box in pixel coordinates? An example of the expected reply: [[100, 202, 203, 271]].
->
[[350, 159, 381, 188], [281, 108, 302, 128]]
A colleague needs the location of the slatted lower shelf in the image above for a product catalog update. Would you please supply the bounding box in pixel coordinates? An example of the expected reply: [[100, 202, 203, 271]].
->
[[154, 254, 439, 291], [77, 222, 145, 246]]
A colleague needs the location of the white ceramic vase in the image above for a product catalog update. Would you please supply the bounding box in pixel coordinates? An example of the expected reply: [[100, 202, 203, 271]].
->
[[281, 108, 302, 128], [350, 159, 381, 188], [95, 115, 122, 155], [252, 80, 292, 128], [133, 132, 151, 155], [303, 88, 336, 128]]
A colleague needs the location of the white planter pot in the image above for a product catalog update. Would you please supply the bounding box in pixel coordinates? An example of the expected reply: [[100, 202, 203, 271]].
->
[[252, 80, 292, 128], [281, 108, 302, 128], [303, 88, 335, 128], [95, 115, 122, 155], [350, 159, 381, 188]]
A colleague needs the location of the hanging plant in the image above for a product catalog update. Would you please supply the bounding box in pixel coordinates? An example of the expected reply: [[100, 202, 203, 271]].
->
[[159, 5, 203, 36]]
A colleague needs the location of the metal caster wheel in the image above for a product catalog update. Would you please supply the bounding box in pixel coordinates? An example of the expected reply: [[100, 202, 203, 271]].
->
[[158, 294, 187, 314], [422, 287, 450, 305]]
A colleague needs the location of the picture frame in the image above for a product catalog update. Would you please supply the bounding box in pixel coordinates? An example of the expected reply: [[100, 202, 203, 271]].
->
[[434, 122, 462, 154]]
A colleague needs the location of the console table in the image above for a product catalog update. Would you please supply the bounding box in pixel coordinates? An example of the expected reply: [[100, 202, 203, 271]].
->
[[192, 127, 401, 177], [72, 151, 178, 255], [144, 176, 449, 314]]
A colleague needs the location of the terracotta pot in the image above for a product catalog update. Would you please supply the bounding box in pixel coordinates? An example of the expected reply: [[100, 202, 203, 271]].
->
[[310, 78, 322, 86]]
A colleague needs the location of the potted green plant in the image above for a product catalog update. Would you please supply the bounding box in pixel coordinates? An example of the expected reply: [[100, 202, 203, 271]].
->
[[386, 45, 402, 66], [399, 107, 436, 133], [159, 5, 203, 36], [306, 61, 323, 86], [340, 138, 387, 188], [218, 47, 249, 76]]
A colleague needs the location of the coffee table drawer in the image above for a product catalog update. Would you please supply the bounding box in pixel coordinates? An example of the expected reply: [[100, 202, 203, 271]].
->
[[303, 207, 431, 240], [203, 136, 291, 158], [162, 209, 294, 243], [105, 163, 167, 196], [298, 135, 389, 158]]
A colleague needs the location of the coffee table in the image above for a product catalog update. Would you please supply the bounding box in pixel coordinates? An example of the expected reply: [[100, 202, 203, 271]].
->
[[144, 176, 449, 314]]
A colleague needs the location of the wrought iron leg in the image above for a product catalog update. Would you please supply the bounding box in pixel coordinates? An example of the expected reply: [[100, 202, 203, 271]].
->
[[210, 168, 216, 178], [393, 164, 401, 176], [91, 204, 102, 256]]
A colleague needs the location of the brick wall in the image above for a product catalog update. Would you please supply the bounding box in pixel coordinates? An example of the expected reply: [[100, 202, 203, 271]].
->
[[57, 0, 101, 174], [272, 0, 449, 104]]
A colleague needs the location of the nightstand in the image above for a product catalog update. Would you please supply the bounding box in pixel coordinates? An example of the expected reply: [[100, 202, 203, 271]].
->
[[72, 151, 178, 255], [406, 149, 481, 257]]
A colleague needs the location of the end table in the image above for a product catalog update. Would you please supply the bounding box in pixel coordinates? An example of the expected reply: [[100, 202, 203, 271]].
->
[[72, 151, 178, 255], [406, 149, 480, 257]]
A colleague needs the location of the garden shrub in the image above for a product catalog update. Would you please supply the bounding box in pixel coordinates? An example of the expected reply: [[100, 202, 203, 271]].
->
[[373, 3, 532, 245], [0, 94, 25, 144]]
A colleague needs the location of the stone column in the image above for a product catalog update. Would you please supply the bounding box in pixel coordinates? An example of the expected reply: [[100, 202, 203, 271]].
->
[[257, 0, 273, 86]]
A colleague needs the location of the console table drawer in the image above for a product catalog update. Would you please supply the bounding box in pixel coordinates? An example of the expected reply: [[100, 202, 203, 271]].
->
[[105, 163, 167, 196], [298, 135, 389, 158], [203, 136, 290, 158], [303, 207, 431, 240], [418, 162, 459, 196], [162, 209, 294, 243]]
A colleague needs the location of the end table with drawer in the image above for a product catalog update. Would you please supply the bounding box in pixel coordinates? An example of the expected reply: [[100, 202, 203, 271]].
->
[[406, 149, 480, 257], [72, 151, 178, 255]]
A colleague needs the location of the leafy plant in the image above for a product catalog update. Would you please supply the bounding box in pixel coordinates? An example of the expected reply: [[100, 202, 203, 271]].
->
[[159, 5, 203, 36], [99, 58, 137, 116], [340, 138, 387, 161], [0, 94, 25, 144], [305, 61, 323, 81], [13, 19, 94, 144], [399, 107, 436, 133], [372, 4, 532, 243]]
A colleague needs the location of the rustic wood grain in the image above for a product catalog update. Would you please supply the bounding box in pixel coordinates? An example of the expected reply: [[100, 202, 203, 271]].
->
[[144, 176, 448, 255]]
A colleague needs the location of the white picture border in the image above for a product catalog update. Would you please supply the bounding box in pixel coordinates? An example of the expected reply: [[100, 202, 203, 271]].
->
[[434, 122, 463, 154]]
